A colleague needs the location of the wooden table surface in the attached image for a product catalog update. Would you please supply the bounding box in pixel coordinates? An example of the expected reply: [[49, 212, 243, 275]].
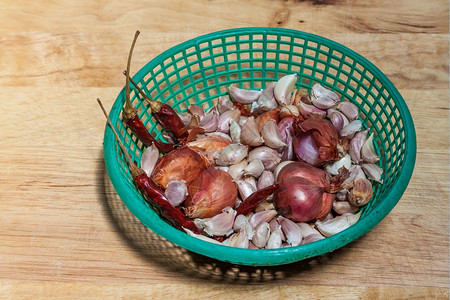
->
[[1, 0, 448, 299]]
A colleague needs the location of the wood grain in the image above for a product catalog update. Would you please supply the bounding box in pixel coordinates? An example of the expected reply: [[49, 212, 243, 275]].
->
[[0, 0, 448, 298]]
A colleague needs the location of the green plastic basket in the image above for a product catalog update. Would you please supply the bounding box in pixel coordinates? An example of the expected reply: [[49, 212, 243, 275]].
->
[[102, 27, 416, 266]]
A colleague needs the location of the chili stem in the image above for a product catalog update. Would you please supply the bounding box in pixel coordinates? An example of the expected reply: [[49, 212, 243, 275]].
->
[[123, 30, 141, 119]]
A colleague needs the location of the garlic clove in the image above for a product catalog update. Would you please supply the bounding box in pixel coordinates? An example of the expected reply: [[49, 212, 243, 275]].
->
[[325, 154, 352, 175], [227, 159, 247, 181], [279, 105, 300, 118], [278, 216, 303, 246], [343, 165, 367, 185], [347, 178, 373, 207], [229, 119, 241, 143], [274, 74, 298, 106], [296, 222, 322, 238], [164, 180, 188, 206], [217, 109, 241, 133], [217, 96, 234, 114], [240, 116, 264, 146], [183, 228, 222, 245], [301, 234, 325, 245], [140, 143, 160, 177], [243, 176, 258, 190], [297, 100, 327, 119], [177, 111, 193, 127], [215, 143, 248, 166], [361, 133, 380, 163], [233, 214, 254, 239], [310, 83, 340, 109], [194, 207, 236, 237], [238, 116, 248, 126], [328, 110, 348, 132], [188, 104, 205, 121], [206, 131, 232, 141], [257, 170, 275, 190], [361, 163, 384, 183], [248, 146, 282, 171], [226, 226, 249, 248], [198, 107, 219, 132], [338, 101, 359, 121], [261, 119, 287, 150], [236, 180, 257, 200], [349, 129, 368, 163], [336, 189, 348, 201], [257, 82, 278, 112], [244, 159, 265, 178], [254, 200, 275, 212], [315, 212, 361, 237], [252, 222, 271, 248], [249, 210, 277, 228], [340, 120, 362, 139], [266, 227, 283, 249], [333, 200, 358, 215], [228, 84, 262, 104], [280, 128, 295, 161], [273, 160, 295, 182]]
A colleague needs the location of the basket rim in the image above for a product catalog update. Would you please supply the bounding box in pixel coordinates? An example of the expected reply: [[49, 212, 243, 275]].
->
[[102, 27, 417, 266]]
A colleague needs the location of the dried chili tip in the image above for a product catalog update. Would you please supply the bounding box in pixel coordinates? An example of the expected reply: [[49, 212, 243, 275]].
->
[[236, 184, 279, 216]]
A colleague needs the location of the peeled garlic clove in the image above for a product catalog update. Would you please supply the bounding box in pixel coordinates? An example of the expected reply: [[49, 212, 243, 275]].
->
[[240, 116, 264, 146], [249, 210, 277, 228], [278, 216, 302, 246], [261, 119, 287, 150], [188, 104, 205, 121], [215, 143, 248, 166], [315, 212, 361, 237], [233, 214, 254, 239], [361, 133, 380, 163], [338, 101, 359, 121], [236, 180, 257, 200], [274, 74, 298, 106], [140, 143, 159, 177], [349, 130, 368, 163], [257, 82, 278, 112], [252, 222, 271, 248], [194, 207, 236, 236], [325, 154, 352, 175], [244, 159, 265, 178], [227, 159, 247, 181], [333, 201, 358, 215], [217, 96, 234, 114], [228, 85, 262, 104], [361, 163, 384, 183], [248, 146, 282, 171], [184, 228, 222, 245], [229, 119, 241, 143], [279, 105, 300, 118], [165, 180, 188, 206], [348, 178, 373, 206], [310, 83, 340, 109], [257, 170, 275, 190], [218, 109, 241, 133], [266, 227, 283, 249], [227, 226, 249, 248], [297, 100, 327, 119], [177, 111, 193, 127], [198, 107, 219, 132], [340, 120, 362, 139]]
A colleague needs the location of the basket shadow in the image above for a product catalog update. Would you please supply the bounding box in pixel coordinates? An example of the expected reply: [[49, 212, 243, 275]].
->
[[97, 150, 363, 284]]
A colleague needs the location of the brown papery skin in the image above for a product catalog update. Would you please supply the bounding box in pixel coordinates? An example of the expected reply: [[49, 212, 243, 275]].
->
[[151, 146, 208, 188], [255, 108, 281, 132], [185, 134, 232, 163], [185, 166, 237, 218], [232, 101, 258, 117], [296, 118, 339, 162]]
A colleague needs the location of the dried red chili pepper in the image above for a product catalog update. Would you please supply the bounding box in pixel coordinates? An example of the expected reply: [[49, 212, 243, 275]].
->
[[122, 31, 174, 153], [98, 98, 199, 233], [236, 184, 279, 216], [126, 73, 189, 143]]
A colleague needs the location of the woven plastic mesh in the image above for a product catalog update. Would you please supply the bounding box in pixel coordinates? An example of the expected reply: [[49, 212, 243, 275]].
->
[[104, 28, 416, 266]]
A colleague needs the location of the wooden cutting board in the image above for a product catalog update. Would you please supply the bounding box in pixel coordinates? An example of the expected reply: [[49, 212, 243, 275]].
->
[[0, 0, 448, 298]]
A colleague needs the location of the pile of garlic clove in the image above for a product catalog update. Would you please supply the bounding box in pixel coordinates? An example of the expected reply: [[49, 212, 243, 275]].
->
[[142, 75, 383, 249]]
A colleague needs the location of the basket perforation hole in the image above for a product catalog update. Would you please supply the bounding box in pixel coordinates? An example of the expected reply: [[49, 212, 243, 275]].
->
[[267, 34, 278, 41], [280, 43, 290, 53], [267, 42, 278, 50]]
